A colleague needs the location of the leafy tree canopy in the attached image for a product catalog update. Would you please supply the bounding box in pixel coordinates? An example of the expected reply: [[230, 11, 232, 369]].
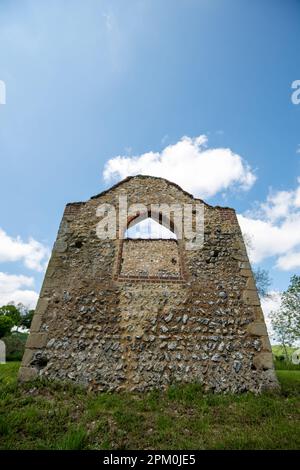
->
[[271, 275, 300, 359]]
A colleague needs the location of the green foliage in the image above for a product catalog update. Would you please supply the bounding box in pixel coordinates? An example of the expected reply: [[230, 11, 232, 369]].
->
[[2, 333, 27, 361], [271, 275, 300, 357], [0, 303, 34, 332], [20, 310, 34, 329], [0, 316, 13, 338], [57, 427, 88, 450], [0, 305, 21, 327], [0, 363, 299, 450]]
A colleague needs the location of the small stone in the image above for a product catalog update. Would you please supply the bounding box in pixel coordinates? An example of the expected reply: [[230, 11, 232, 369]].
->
[[233, 361, 242, 373], [46, 338, 56, 348], [63, 291, 72, 302], [164, 313, 173, 323], [219, 291, 228, 299], [182, 314, 188, 324], [211, 354, 221, 362]]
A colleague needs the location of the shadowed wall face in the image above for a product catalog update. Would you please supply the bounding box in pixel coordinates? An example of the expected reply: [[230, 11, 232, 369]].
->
[[18, 176, 279, 393]]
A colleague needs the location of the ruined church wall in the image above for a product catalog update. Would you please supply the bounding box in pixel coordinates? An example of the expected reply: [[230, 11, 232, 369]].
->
[[19, 176, 278, 393]]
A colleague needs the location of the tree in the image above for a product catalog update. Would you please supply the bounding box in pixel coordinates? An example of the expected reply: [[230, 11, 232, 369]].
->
[[0, 315, 14, 338], [0, 303, 34, 331], [242, 232, 272, 299], [253, 268, 272, 298], [271, 275, 300, 360], [20, 309, 34, 329], [0, 304, 21, 328]]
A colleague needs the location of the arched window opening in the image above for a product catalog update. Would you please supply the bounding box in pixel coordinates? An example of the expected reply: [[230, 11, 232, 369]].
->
[[125, 217, 177, 240]]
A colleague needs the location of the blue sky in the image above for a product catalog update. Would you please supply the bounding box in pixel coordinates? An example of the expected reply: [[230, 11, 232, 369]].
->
[[0, 0, 300, 311]]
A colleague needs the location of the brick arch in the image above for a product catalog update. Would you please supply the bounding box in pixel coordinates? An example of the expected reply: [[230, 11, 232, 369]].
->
[[115, 207, 186, 282]]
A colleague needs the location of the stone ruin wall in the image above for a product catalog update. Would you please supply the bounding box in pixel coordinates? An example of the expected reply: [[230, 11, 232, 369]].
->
[[19, 176, 279, 393], [120, 240, 181, 279]]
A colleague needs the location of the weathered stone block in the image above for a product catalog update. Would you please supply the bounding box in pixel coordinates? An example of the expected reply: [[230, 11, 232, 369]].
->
[[36, 298, 49, 316], [261, 335, 272, 352], [246, 277, 257, 291], [247, 322, 268, 336], [26, 333, 48, 349], [54, 239, 68, 253], [21, 349, 35, 366], [253, 353, 274, 370], [240, 268, 253, 278], [30, 314, 42, 332], [242, 289, 261, 306], [18, 366, 38, 382]]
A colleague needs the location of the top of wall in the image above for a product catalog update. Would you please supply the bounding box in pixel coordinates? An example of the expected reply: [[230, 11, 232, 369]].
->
[[65, 175, 236, 213]]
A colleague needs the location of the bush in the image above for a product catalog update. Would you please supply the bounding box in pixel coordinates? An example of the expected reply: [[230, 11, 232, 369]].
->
[[0, 316, 14, 338], [2, 333, 28, 361]]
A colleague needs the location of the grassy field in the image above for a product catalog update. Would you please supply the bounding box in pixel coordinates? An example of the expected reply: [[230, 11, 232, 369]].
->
[[0, 362, 299, 450], [272, 345, 300, 371], [272, 345, 297, 357]]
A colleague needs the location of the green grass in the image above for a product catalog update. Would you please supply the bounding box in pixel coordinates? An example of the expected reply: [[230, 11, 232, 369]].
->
[[272, 345, 297, 357], [272, 345, 300, 371], [0, 362, 299, 450]]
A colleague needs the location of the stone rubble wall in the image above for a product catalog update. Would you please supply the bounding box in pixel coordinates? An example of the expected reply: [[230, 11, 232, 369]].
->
[[18, 175, 279, 393], [119, 239, 181, 279]]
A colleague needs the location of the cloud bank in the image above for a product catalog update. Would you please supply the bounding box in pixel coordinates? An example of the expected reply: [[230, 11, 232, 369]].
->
[[261, 291, 282, 339], [0, 228, 49, 308], [0, 228, 49, 272], [0, 272, 38, 309], [238, 178, 300, 269], [103, 135, 256, 198]]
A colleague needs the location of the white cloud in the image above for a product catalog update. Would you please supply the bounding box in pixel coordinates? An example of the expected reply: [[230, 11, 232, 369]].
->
[[0, 228, 49, 272], [277, 251, 300, 271], [238, 213, 300, 264], [261, 291, 282, 341], [103, 135, 256, 199], [238, 178, 300, 270], [0, 272, 38, 309]]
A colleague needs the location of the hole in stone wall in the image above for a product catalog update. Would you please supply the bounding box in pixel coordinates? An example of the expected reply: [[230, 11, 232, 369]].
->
[[30, 353, 48, 370], [125, 217, 177, 239]]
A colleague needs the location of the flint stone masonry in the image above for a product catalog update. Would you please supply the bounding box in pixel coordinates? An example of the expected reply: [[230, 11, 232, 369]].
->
[[120, 239, 181, 279], [19, 175, 279, 393]]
